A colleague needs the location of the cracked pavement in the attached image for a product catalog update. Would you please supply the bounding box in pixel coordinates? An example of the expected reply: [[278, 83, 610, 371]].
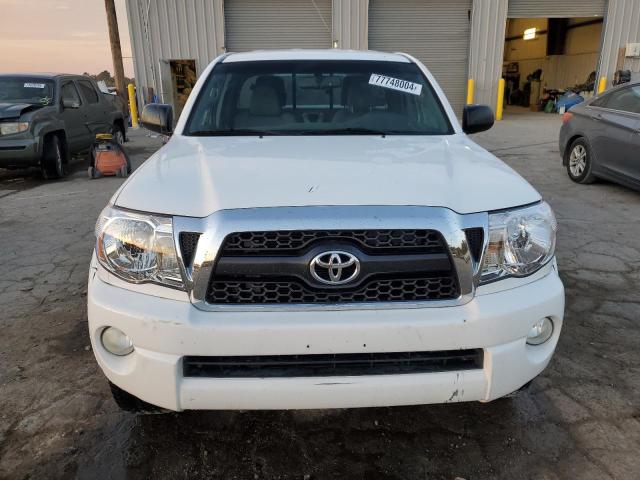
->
[[1, 111, 639, 479]]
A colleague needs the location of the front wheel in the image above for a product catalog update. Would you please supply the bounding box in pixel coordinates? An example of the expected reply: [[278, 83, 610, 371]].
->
[[108, 381, 163, 413], [41, 135, 65, 179], [114, 126, 125, 145], [567, 138, 596, 184]]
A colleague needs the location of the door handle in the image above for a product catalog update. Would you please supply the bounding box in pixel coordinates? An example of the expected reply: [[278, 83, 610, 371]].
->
[[593, 113, 603, 121]]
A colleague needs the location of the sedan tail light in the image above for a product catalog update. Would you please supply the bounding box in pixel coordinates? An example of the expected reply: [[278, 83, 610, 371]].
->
[[562, 112, 573, 124]]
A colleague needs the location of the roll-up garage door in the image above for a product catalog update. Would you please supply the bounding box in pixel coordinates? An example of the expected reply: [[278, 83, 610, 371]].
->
[[224, 0, 332, 52], [507, 0, 606, 18], [368, 0, 472, 114]]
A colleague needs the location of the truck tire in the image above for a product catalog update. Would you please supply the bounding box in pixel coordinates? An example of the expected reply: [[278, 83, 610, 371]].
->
[[108, 381, 162, 413], [114, 124, 126, 144], [41, 135, 65, 179]]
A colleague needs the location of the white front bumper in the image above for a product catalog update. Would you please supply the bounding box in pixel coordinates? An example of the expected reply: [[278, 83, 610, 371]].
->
[[87, 264, 564, 411]]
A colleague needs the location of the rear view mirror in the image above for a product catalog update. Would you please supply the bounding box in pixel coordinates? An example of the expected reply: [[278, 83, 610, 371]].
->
[[462, 105, 494, 134], [141, 103, 174, 136], [62, 99, 80, 109]]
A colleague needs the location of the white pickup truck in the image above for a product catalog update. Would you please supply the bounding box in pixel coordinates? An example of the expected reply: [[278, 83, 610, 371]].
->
[[88, 50, 564, 412]]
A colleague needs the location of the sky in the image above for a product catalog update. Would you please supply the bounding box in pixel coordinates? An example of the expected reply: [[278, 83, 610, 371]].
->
[[0, 0, 134, 77]]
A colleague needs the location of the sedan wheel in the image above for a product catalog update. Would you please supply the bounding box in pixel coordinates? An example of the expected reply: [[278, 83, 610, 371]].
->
[[569, 144, 587, 177], [566, 138, 596, 184]]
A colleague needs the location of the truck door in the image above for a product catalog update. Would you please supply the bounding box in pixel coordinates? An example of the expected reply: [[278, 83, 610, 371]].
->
[[76, 79, 109, 139], [59, 81, 88, 152]]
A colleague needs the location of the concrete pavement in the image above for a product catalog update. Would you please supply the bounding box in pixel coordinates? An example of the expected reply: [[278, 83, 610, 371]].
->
[[0, 115, 639, 479]]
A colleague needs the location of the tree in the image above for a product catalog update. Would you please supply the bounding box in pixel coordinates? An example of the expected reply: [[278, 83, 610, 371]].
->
[[83, 71, 135, 89]]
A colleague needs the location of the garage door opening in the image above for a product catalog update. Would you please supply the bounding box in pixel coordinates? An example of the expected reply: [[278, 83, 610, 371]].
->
[[170, 60, 197, 119], [502, 16, 604, 118]]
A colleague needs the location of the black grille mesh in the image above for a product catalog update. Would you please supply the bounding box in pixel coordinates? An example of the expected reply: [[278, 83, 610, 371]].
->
[[464, 228, 484, 262], [207, 276, 459, 304], [179, 232, 200, 267], [208, 229, 462, 305], [184, 350, 484, 378], [221, 229, 445, 255]]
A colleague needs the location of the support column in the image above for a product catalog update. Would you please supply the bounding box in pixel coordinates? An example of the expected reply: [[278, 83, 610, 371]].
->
[[468, 0, 508, 110], [598, 0, 640, 91], [332, 0, 369, 50]]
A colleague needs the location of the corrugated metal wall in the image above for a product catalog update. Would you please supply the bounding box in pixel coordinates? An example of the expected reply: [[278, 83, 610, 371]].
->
[[468, 0, 508, 109], [599, 0, 640, 87], [368, 0, 473, 114], [507, 0, 607, 17], [332, 0, 368, 49], [125, 0, 224, 107], [125, 0, 640, 113], [224, 0, 332, 51]]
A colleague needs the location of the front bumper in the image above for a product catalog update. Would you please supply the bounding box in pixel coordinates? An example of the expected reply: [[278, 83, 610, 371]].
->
[[88, 262, 564, 411], [0, 136, 41, 168]]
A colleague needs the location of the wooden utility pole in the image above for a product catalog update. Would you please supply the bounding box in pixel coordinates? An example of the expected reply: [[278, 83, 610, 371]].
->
[[104, 0, 126, 105]]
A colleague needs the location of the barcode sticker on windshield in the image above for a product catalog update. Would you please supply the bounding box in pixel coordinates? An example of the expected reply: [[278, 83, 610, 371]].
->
[[24, 83, 46, 89], [369, 74, 422, 96]]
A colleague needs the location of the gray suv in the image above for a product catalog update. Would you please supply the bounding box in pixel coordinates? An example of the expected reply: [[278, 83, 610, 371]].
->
[[0, 73, 127, 178]]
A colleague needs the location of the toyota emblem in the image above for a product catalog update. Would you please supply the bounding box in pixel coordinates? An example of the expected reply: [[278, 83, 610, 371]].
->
[[310, 251, 361, 285]]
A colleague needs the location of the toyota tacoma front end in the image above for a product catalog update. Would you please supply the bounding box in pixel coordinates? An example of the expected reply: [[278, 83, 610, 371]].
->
[[88, 50, 564, 412]]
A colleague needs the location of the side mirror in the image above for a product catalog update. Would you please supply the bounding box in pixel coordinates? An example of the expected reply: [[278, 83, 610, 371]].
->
[[141, 103, 174, 136], [62, 99, 80, 109], [462, 105, 494, 134]]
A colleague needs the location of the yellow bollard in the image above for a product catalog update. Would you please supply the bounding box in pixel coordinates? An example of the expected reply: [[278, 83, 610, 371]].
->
[[466, 79, 474, 105], [597, 76, 607, 94], [496, 78, 505, 121], [128, 83, 139, 128]]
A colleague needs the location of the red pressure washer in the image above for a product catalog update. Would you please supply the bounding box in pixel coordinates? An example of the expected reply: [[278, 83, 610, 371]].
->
[[87, 131, 132, 179]]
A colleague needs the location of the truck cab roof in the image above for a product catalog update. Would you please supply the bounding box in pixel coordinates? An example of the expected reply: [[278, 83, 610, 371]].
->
[[223, 49, 412, 64]]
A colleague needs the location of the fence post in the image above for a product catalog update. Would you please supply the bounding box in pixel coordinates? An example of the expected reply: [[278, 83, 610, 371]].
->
[[496, 78, 505, 121], [128, 83, 139, 128], [597, 77, 607, 94]]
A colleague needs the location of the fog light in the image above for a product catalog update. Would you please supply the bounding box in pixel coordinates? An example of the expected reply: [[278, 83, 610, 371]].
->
[[101, 327, 134, 356], [526, 317, 554, 345]]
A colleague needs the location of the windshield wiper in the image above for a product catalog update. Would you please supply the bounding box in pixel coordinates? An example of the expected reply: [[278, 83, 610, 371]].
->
[[188, 128, 281, 136], [297, 128, 389, 136]]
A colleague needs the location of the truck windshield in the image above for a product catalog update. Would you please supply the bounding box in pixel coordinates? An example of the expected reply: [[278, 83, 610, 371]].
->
[[0, 77, 55, 106], [185, 60, 453, 136]]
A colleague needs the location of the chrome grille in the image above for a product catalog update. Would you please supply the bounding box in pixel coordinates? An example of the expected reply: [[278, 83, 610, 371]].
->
[[206, 229, 458, 305]]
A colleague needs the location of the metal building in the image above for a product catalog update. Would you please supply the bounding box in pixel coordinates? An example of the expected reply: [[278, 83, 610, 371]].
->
[[125, 0, 640, 115]]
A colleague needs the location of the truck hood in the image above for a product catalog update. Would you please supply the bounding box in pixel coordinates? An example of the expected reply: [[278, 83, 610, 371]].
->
[[0, 103, 43, 120], [115, 135, 540, 217]]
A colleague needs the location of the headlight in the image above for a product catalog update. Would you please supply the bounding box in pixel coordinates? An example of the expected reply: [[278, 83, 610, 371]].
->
[[481, 201, 557, 283], [0, 122, 29, 136], [95, 206, 184, 289]]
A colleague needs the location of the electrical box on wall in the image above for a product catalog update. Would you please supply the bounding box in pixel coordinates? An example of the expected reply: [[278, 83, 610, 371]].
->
[[625, 43, 640, 58]]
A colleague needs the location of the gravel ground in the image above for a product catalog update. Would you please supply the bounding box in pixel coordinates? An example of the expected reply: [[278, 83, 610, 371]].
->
[[1, 112, 639, 479]]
